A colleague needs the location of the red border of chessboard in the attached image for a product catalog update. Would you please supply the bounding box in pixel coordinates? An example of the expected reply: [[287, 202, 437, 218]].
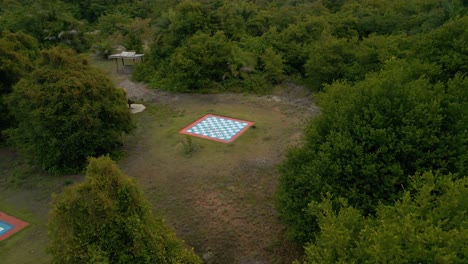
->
[[0, 211, 29, 241], [179, 114, 255, 143]]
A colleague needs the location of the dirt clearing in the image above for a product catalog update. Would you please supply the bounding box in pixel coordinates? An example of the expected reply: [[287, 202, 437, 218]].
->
[[116, 71, 317, 263]]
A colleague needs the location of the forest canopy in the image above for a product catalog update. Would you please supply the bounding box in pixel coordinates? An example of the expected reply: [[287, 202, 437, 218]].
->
[[2, 0, 465, 93], [130, 0, 467, 92]]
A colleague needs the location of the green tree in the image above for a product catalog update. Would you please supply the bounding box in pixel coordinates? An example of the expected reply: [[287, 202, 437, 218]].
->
[[270, 15, 330, 76], [153, 31, 232, 92], [302, 172, 468, 263], [0, 0, 89, 51], [216, 0, 261, 39], [411, 16, 468, 81], [6, 46, 133, 174], [133, 0, 215, 84], [48, 156, 201, 264], [341, 0, 449, 37], [305, 33, 406, 90], [305, 36, 358, 88], [62, 0, 114, 23], [277, 60, 468, 243], [95, 11, 132, 37], [92, 15, 151, 59], [156, 0, 214, 56], [0, 31, 39, 141], [124, 31, 144, 53], [260, 47, 285, 84]]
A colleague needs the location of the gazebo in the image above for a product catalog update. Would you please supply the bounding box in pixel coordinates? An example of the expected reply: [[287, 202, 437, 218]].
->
[[108, 51, 144, 71]]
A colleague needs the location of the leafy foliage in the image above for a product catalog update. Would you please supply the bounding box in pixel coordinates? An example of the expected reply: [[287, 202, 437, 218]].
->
[[6, 46, 133, 174], [131, 0, 465, 92], [305, 33, 406, 89], [0, 0, 89, 51], [302, 172, 468, 264], [0, 31, 39, 141], [1, 0, 464, 92], [61, 0, 155, 23], [150, 31, 231, 92], [276, 60, 468, 242], [411, 16, 468, 81], [48, 156, 201, 263], [92, 13, 151, 57]]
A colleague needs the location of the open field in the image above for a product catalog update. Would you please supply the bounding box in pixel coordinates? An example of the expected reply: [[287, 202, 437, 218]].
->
[[0, 58, 318, 263], [0, 149, 82, 264]]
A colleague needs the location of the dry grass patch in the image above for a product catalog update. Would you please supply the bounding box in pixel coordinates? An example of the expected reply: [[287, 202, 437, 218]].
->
[[118, 94, 312, 263]]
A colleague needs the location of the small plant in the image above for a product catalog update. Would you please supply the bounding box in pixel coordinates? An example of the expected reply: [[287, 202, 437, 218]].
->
[[92, 40, 114, 59], [10, 168, 29, 187], [63, 180, 74, 186], [182, 135, 194, 157]]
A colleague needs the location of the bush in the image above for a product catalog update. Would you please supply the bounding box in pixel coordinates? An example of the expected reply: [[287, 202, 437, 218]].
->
[[302, 172, 468, 264], [0, 31, 39, 141], [277, 60, 467, 243], [154, 31, 232, 92], [48, 156, 201, 263], [6, 46, 133, 174]]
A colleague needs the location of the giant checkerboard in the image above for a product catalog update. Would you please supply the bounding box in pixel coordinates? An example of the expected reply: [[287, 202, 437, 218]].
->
[[179, 114, 254, 143]]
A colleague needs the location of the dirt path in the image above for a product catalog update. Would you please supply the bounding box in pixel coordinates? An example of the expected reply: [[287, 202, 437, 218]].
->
[[118, 77, 319, 116], [114, 71, 318, 263]]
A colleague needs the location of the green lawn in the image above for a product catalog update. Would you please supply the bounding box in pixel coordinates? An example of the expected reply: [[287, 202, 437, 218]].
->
[[0, 149, 83, 264], [117, 98, 308, 263]]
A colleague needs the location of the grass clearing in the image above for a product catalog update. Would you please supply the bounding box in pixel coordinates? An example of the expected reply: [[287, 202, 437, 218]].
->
[[118, 95, 310, 263], [0, 149, 83, 264], [0, 57, 316, 263]]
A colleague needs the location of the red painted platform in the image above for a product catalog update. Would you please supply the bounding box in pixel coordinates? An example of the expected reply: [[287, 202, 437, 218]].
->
[[0, 211, 29, 241], [179, 114, 254, 143]]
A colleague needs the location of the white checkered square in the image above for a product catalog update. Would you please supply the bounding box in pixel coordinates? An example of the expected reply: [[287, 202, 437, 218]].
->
[[187, 116, 249, 141]]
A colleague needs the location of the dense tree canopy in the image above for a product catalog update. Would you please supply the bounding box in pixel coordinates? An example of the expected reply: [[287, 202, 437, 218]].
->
[[0, 0, 89, 51], [276, 60, 468, 242], [302, 172, 468, 263], [0, 31, 39, 141], [48, 156, 201, 263], [6, 46, 133, 174], [410, 16, 468, 81], [130, 0, 466, 92], [1, 0, 465, 92]]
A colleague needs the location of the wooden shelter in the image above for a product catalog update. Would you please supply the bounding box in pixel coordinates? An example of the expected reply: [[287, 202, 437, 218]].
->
[[108, 51, 144, 71]]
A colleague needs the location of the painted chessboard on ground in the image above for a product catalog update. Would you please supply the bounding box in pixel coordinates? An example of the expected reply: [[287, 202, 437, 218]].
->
[[179, 114, 254, 143]]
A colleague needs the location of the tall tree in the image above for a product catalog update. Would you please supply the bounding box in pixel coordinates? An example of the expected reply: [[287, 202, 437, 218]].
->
[[48, 156, 201, 264], [304, 33, 405, 90], [152, 31, 232, 92], [302, 172, 468, 264], [6, 46, 133, 174], [276, 59, 468, 243], [411, 16, 468, 81], [0, 0, 89, 51], [0, 31, 39, 141]]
